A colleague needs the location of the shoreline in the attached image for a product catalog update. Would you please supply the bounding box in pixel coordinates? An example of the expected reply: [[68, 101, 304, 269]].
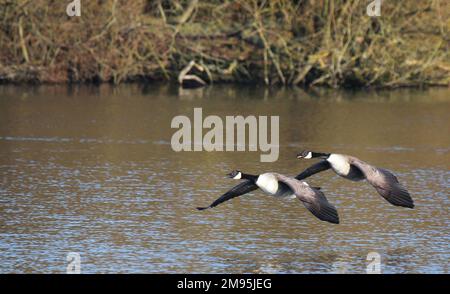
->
[[0, 78, 448, 90], [0, 1, 448, 88]]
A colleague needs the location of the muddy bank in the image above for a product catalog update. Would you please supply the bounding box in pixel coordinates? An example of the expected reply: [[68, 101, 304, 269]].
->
[[0, 0, 448, 88]]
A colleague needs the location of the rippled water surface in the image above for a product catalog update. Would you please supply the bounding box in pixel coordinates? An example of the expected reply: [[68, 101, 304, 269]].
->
[[0, 85, 449, 273]]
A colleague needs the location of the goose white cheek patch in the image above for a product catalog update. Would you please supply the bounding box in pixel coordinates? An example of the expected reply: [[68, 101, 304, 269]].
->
[[233, 172, 242, 179], [304, 152, 313, 159], [171, 108, 279, 162]]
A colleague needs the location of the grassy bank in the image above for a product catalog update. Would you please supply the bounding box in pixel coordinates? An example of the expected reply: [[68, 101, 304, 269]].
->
[[0, 0, 448, 87]]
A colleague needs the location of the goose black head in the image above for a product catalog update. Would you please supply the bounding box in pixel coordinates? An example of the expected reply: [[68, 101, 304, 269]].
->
[[227, 170, 242, 179]]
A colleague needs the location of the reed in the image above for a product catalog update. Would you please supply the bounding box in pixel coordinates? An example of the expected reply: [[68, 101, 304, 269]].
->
[[0, 0, 448, 87]]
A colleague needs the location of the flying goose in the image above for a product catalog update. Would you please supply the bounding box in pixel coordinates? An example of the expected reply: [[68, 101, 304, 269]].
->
[[197, 170, 340, 224], [296, 151, 414, 208]]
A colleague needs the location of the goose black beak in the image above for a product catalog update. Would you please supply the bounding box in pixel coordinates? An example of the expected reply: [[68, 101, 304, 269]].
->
[[296, 153, 304, 159], [226, 172, 233, 178]]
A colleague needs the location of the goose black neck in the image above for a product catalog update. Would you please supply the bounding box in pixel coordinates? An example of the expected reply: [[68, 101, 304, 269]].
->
[[241, 173, 258, 182], [312, 152, 330, 159]]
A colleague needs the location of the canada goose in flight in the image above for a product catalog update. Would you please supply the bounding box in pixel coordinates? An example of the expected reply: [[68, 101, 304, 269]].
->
[[296, 151, 414, 208], [197, 170, 340, 224]]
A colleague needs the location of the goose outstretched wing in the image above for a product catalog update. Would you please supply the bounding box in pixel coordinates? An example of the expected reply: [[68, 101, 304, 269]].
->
[[349, 158, 414, 208], [275, 174, 339, 224], [295, 160, 331, 180], [197, 180, 258, 210]]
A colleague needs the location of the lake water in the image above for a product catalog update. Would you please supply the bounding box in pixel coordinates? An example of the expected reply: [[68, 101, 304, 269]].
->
[[0, 84, 448, 273]]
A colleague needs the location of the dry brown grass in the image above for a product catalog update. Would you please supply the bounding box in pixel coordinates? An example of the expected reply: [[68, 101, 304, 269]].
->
[[0, 0, 448, 87]]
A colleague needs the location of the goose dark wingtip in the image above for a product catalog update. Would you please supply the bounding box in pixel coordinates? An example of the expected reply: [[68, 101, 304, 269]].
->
[[404, 202, 415, 209], [331, 217, 340, 224], [318, 214, 339, 224], [321, 204, 340, 224], [325, 212, 340, 224], [196, 206, 210, 211]]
